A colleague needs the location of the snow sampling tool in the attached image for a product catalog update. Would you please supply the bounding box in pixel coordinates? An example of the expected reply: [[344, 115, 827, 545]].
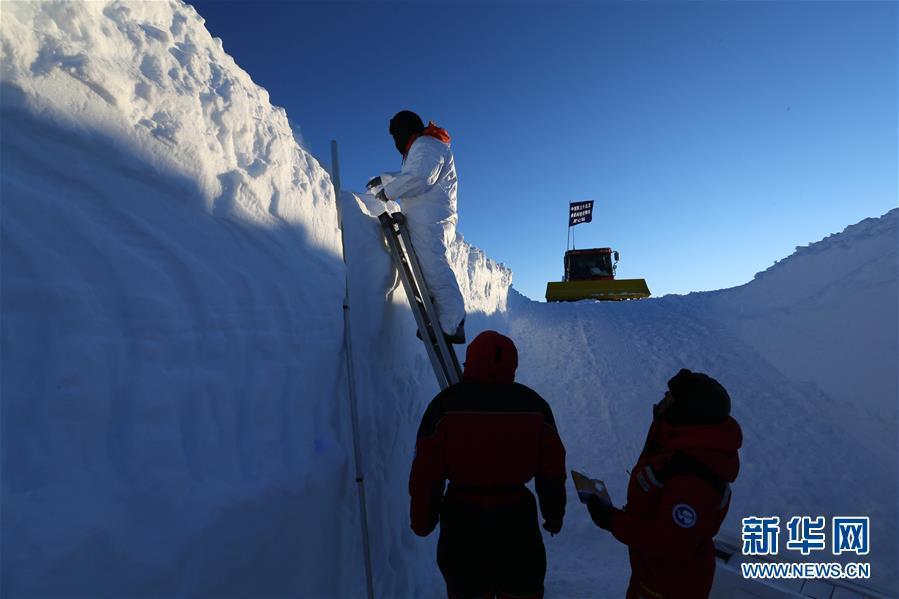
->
[[379, 211, 463, 390], [545, 200, 650, 302]]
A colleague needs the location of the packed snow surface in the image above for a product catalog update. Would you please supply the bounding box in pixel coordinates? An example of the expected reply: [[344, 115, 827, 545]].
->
[[2, 1, 896, 597]]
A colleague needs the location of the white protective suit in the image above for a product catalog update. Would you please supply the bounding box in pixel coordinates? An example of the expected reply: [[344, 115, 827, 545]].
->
[[381, 134, 465, 336]]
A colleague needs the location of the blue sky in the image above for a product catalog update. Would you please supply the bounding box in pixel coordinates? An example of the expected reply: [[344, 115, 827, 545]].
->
[[192, 1, 896, 301]]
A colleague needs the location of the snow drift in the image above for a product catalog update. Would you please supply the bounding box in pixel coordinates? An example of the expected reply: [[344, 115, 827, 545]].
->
[[2, 1, 895, 597], [508, 209, 898, 595]]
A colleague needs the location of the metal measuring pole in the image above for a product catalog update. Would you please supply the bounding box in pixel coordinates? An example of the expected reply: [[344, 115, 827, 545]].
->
[[330, 140, 375, 599]]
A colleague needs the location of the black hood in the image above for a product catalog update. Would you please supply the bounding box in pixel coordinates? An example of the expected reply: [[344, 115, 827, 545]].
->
[[389, 110, 424, 156], [663, 368, 731, 426]]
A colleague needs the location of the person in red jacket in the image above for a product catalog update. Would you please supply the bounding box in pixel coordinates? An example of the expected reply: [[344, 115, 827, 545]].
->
[[409, 330, 567, 599], [585, 369, 742, 599]]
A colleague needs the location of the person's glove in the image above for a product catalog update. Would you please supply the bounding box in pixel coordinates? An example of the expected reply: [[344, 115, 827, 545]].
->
[[366, 176, 382, 190], [375, 189, 389, 202], [586, 494, 615, 531], [542, 519, 562, 536]]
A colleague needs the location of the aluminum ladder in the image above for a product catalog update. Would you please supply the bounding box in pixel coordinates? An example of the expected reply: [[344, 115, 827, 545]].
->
[[379, 211, 463, 390]]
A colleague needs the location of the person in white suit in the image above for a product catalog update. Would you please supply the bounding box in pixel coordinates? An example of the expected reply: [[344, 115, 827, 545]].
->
[[369, 111, 466, 344]]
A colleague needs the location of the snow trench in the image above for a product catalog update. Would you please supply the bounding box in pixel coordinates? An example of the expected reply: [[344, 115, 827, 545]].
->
[[2, 1, 896, 597]]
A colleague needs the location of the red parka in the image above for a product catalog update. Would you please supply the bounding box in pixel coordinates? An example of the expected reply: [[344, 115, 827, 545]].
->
[[408, 331, 567, 537], [611, 416, 742, 599]]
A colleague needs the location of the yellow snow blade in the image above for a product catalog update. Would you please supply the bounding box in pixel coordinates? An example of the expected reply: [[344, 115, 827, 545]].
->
[[545, 279, 651, 302]]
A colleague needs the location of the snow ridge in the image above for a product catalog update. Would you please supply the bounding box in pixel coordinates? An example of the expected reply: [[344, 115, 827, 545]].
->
[[1, 0, 338, 244], [734, 207, 898, 306]]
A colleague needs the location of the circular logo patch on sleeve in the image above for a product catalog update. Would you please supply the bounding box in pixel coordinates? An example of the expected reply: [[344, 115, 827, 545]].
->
[[672, 504, 697, 528]]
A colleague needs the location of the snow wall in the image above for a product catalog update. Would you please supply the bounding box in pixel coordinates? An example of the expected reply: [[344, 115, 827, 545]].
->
[[1, 1, 896, 597], [0, 2, 509, 596]]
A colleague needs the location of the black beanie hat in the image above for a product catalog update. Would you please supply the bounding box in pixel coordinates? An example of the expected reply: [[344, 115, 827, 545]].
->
[[389, 110, 425, 156], [664, 369, 731, 426]]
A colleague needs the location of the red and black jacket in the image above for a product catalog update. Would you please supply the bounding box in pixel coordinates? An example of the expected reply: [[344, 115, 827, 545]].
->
[[611, 416, 742, 599], [409, 380, 567, 537]]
